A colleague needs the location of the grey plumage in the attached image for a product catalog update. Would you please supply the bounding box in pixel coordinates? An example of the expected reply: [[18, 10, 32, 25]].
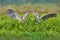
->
[[6, 9, 28, 22], [40, 13, 57, 21], [7, 9, 21, 21], [6, 9, 57, 22], [33, 11, 57, 22]]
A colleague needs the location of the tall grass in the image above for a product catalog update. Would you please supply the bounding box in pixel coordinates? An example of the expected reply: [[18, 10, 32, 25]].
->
[[0, 4, 60, 40], [0, 13, 60, 40]]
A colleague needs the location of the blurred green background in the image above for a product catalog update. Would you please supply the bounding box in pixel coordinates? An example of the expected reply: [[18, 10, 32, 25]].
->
[[0, 0, 60, 40], [0, 0, 60, 5]]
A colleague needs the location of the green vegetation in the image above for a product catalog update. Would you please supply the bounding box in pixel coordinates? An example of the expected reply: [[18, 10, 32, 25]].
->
[[0, 13, 60, 40], [0, 3, 60, 40]]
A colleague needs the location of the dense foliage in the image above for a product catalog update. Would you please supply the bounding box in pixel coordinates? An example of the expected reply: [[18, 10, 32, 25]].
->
[[0, 13, 60, 40], [0, 0, 60, 39]]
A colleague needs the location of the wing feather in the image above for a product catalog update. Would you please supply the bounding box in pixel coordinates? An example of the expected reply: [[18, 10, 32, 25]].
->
[[40, 13, 57, 21], [6, 9, 21, 21]]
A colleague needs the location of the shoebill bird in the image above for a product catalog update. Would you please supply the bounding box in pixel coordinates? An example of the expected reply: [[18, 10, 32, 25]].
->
[[33, 11, 57, 22], [6, 9, 28, 22]]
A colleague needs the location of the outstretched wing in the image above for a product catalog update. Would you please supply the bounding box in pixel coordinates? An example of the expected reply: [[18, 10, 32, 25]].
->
[[6, 9, 21, 21], [22, 12, 28, 21], [40, 13, 57, 21]]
